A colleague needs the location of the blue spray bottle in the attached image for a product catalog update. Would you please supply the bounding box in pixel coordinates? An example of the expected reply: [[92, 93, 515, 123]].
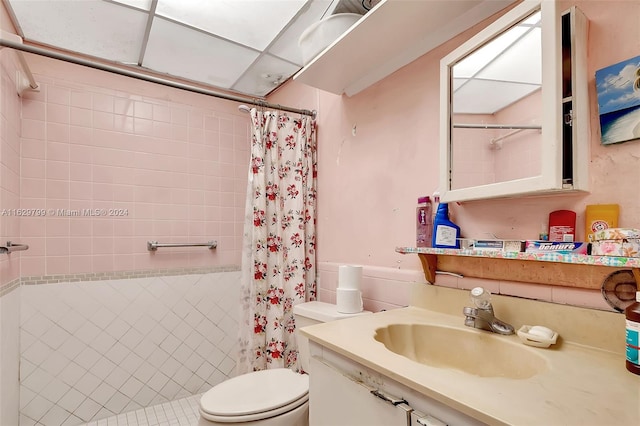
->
[[431, 202, 461, 249]]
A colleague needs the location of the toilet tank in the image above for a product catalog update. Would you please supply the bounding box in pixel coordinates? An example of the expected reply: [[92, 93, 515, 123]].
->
[[293, 301, 371, 372]]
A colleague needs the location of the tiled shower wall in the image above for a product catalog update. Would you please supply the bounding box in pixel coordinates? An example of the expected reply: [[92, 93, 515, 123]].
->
[[450, 91, 541, 190], [1, 48, 23, 426], [0, 51, 251, 426], [19, 54, 249, 276], [19, 270, 240, 426]]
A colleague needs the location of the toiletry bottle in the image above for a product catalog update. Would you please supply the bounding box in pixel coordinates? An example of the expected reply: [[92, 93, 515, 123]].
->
[[416, 196, 432, 247], [539, 222, 549, 241], [585, 204, 619, 242], [432, 202, 460, 249], [432, 191, 440, 216], [548, 210, 576, 242], [625, 292, 640, 375]]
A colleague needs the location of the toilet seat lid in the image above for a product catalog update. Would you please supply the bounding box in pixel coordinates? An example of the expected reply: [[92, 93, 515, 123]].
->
[[200, 368, 309, 417]]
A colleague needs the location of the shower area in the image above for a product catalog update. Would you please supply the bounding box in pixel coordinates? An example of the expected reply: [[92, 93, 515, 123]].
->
[[0, 47, 250, 425], [0, 0, 332, 423]]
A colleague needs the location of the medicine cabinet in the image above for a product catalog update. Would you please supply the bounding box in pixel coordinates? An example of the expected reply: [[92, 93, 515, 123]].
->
[[439, 0, 589, 202]]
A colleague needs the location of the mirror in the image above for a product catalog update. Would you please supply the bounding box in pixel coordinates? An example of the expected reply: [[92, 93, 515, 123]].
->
[[439, 0, 589, 202], [451, 11, 542, 190]]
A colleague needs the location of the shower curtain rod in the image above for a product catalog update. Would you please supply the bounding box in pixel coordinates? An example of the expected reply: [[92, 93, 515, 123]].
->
[[0, 38, 317, 118]]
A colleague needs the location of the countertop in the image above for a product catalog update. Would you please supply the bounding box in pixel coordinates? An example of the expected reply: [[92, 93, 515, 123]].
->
[[300, 306, 640, 425]]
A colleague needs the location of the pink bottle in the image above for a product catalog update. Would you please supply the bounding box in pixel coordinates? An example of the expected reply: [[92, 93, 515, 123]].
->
[[416, 196, 432, 247]]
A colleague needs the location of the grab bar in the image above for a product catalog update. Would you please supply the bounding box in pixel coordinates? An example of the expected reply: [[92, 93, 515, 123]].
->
[[453, 123, 541, 130], [489, 127, 541, 149], [0, 241, 29, 254], [147, 240, 217, 251]]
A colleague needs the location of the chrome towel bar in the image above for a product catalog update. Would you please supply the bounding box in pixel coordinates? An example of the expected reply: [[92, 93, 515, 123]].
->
[[0, 241, 29, 254], [147, 240, 217, 251]]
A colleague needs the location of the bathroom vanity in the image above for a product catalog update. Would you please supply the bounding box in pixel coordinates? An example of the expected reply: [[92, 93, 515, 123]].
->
[[309, 343, 480, 426], [300, 284, 639, 425]]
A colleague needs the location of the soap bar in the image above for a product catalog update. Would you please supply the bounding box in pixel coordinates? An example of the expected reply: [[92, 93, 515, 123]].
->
[[517, 325, 559, 348], [529, 326, 555, 340]]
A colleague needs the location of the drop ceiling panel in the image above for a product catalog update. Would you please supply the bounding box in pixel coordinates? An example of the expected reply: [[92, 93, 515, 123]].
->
[[234, 54, 302, 96], [452, 26, 529, 79], [454, 80, 540, 114], [155, 0, 308, 51], [453, 11, 540, 80], [477, 27, 541, 84], [268, 0, 335, 66], [452, 9, 541, 115], [143, 18, 260, 89], [3, 0, 376, 97], [9, 0, 148, 63]]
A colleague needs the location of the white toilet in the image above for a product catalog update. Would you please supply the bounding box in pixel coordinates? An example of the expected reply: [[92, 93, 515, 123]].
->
[[198, 301, 370, 425]]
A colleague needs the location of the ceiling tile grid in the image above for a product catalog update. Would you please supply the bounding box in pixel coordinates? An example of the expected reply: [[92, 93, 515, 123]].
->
[[6, 0, 372, 97]]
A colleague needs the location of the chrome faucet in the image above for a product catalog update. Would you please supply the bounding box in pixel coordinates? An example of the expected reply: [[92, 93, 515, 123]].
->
[[463, 287, 514, 335]]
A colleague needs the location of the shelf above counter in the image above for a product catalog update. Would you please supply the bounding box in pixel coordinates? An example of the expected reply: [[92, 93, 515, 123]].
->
[[293, 0, 516, 96], [396, 246, 640, 290]]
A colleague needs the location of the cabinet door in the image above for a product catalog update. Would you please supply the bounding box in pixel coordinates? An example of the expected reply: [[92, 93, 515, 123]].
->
[[309, 356, 408, 426]]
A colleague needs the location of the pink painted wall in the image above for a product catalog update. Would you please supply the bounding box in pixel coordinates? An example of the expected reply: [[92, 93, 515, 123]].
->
[[18, 55, 250, 277], [268, 0, 640, 311]]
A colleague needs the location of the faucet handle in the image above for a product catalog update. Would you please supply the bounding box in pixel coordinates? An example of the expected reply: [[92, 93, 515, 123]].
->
[[470, 287, 492, 309]]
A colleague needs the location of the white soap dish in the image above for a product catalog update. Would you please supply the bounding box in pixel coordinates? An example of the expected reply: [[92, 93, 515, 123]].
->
[[517, 325, 558, 348]]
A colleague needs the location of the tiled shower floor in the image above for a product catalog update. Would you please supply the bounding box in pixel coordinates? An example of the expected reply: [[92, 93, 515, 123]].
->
[[83, 394, 201, 426]]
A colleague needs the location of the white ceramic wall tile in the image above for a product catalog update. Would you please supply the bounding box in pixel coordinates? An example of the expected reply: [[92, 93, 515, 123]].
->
[[20, 271, 240, 425], [83, 393, 201, 426], [0, 288, 21, 426]]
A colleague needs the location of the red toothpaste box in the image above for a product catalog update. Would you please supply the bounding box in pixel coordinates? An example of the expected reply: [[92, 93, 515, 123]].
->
[[525, 241, 588, 254]]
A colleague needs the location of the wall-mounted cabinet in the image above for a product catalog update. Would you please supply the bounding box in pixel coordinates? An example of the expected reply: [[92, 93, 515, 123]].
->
[[293, 0, 516, 96], [440, 1, 590, 202]]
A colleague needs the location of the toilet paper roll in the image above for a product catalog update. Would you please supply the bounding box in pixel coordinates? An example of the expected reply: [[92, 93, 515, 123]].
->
[[338, 265, 363, 290], [336, 288, 363, 314]]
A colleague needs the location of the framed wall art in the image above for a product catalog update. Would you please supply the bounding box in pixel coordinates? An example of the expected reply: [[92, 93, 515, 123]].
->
[[595, 55, 640, 145]]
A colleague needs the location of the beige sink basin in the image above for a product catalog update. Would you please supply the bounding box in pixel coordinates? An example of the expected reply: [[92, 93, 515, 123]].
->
[[374, 324, 548, 379]]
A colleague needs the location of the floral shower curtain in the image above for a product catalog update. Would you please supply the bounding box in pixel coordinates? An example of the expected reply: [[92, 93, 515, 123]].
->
[[237, 108, 317, 374]]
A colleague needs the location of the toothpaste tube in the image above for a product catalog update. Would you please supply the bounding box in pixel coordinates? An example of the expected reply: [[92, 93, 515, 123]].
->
[[525, 241, 587, 254]]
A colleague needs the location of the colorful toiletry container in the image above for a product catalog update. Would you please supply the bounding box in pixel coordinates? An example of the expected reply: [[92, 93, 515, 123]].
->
[[525, 241, 588, 254], [459, 239, 524, 252], [590, 228, 640, 258]]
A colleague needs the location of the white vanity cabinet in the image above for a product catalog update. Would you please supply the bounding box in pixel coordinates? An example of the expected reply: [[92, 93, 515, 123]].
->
[[308, 342, 484, 426], [310, 356, 409, 425]]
